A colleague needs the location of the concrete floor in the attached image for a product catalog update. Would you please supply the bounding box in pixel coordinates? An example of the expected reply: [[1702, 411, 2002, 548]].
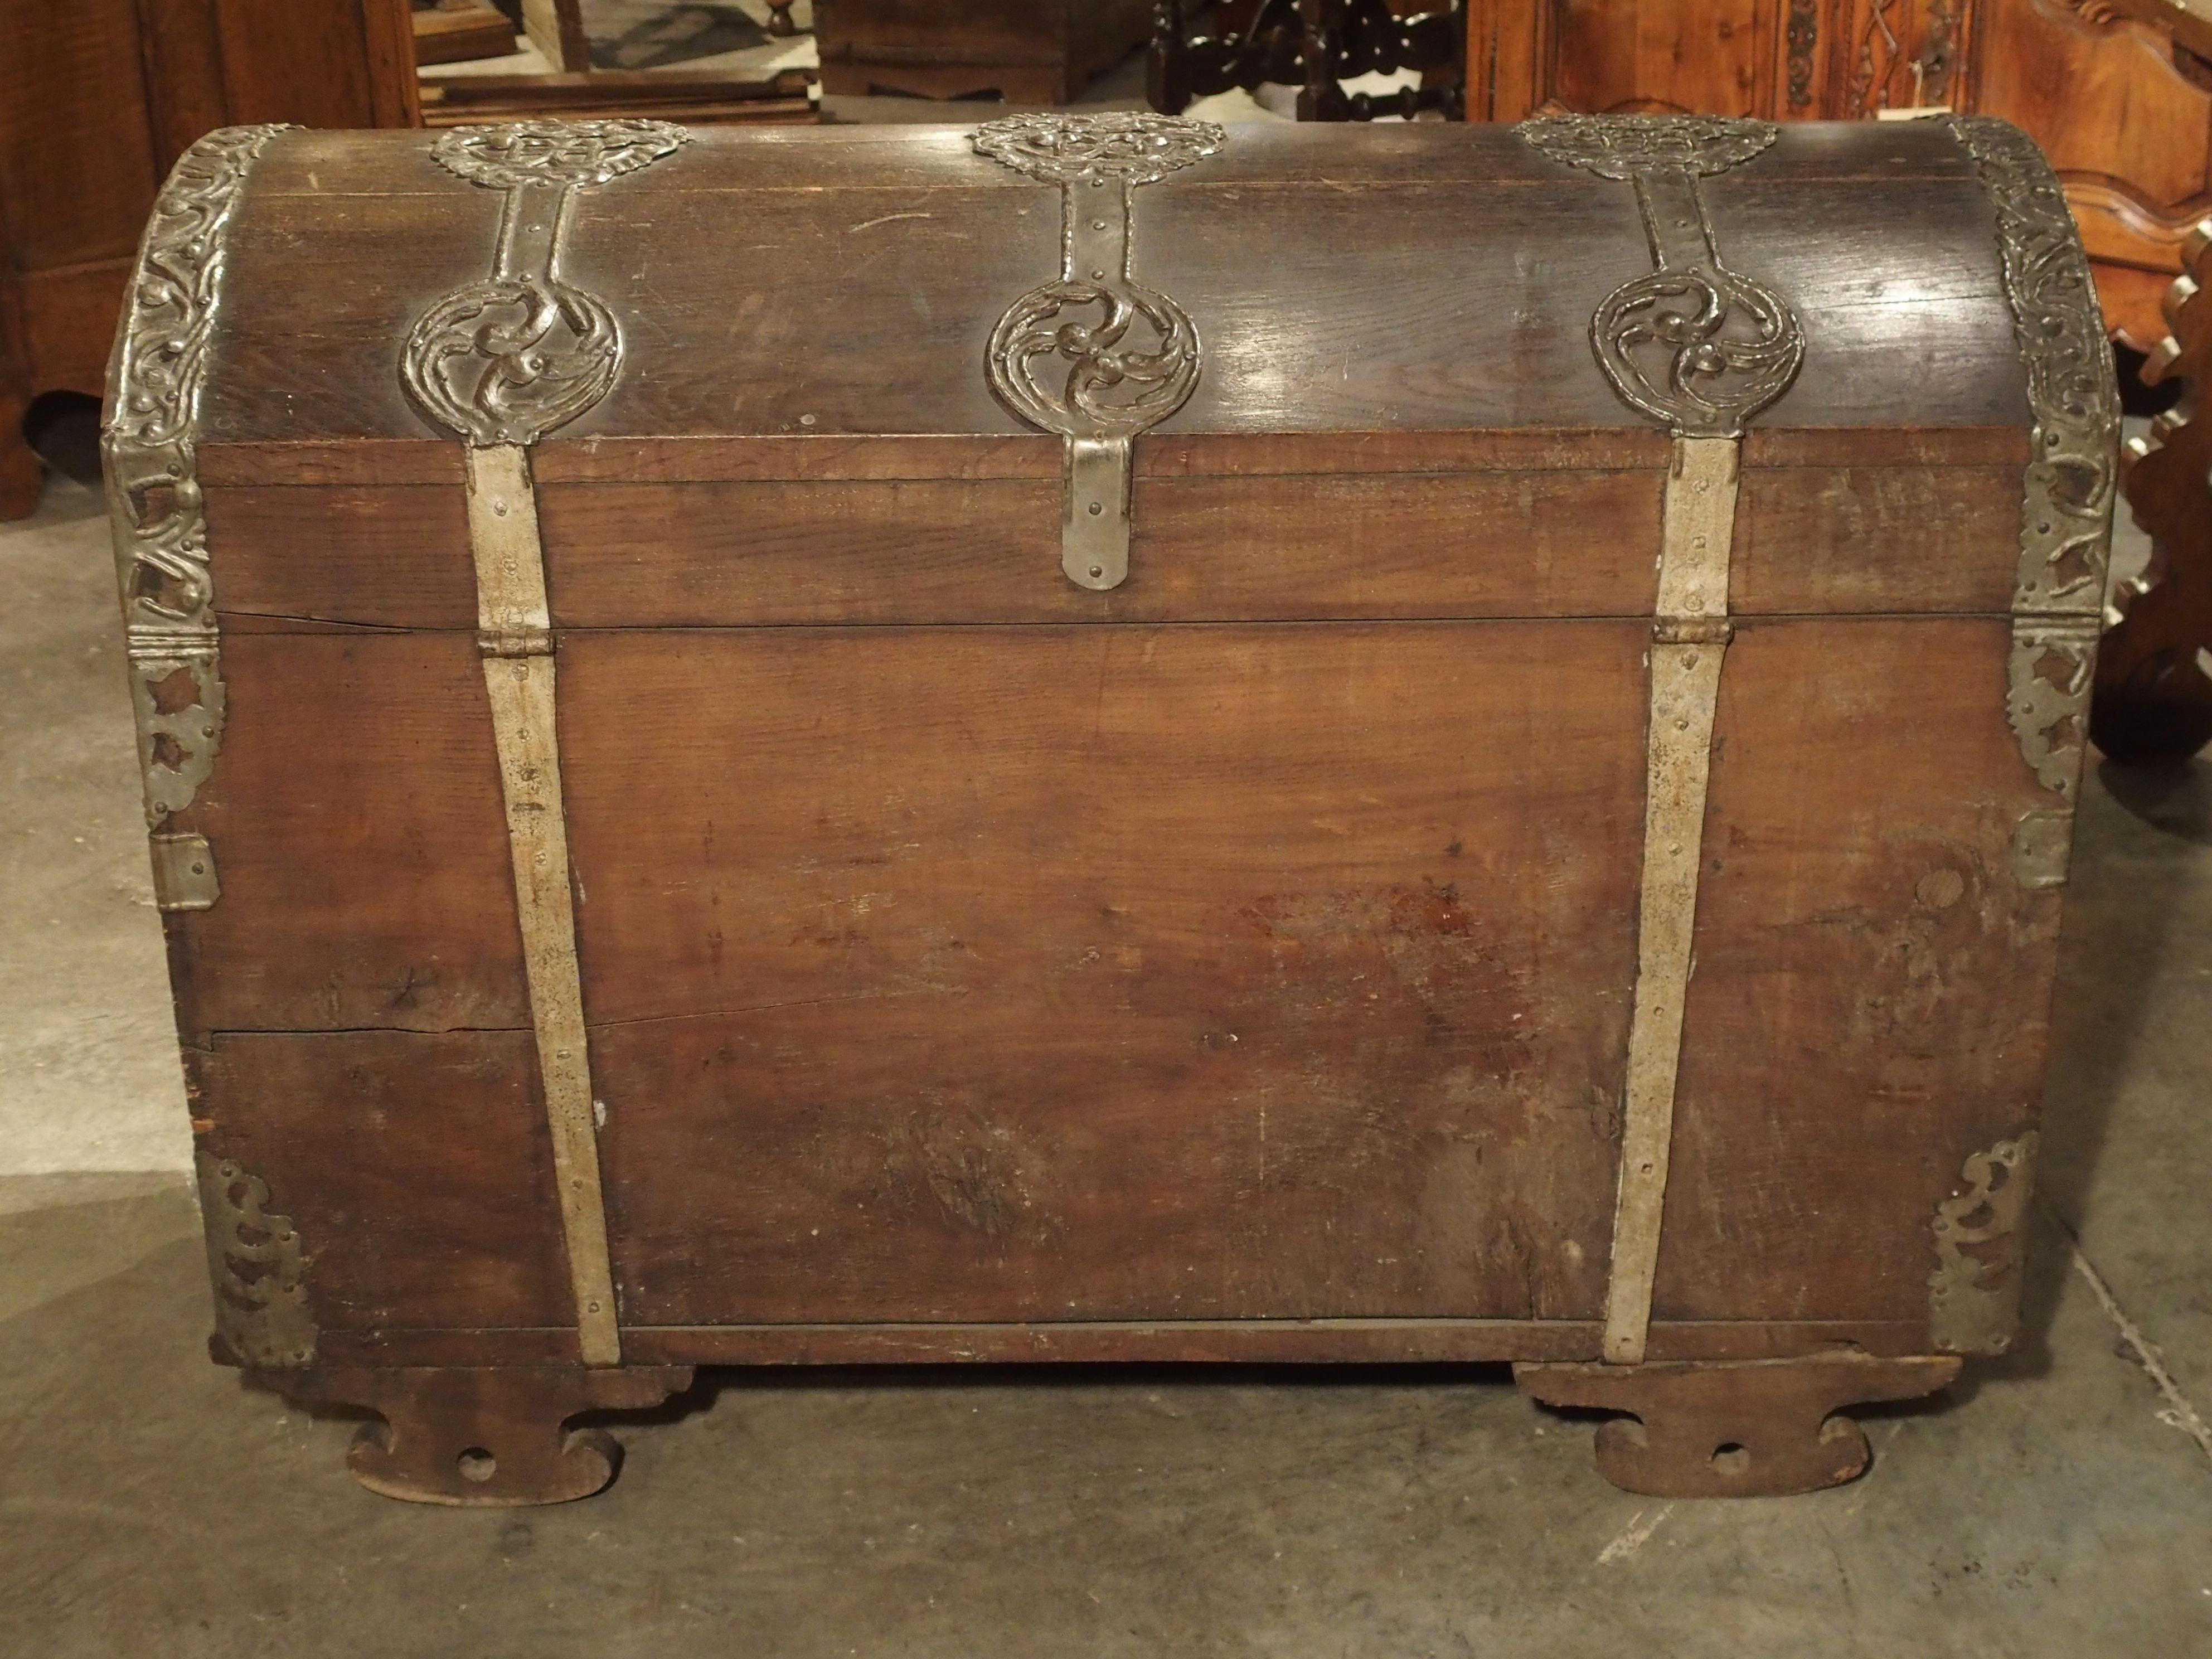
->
[[0, 476, 188, 1172], [4, 456, 2210, 1650]]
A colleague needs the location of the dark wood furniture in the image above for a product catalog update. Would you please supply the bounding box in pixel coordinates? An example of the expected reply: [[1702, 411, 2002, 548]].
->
[[519, 0, 590, 71], [107, 114, 2111, 1503], [413, 0, 518, 66], [448, 0, 821, 127], [419, 68, 818, 125], [1463, 0, 2212, 351], [1151, 0, 1466, 120], [814, 0, 1153, 101], [0, 0, 418, 517], [2094, 217, 2212, 760]]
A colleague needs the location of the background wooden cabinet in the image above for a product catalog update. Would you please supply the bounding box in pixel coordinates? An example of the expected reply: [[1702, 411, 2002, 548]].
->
[[0, 0, 418, 516], [815, 0, 1155, 103], [1467, 0, 2212, 351]]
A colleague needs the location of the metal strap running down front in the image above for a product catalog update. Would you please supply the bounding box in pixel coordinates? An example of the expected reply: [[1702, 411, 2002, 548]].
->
[[401, 119, 692, 1367], [467, 444, 622, 1367], [1605, 436, 1738, 1364], [1516, 115, 1803, 1365]]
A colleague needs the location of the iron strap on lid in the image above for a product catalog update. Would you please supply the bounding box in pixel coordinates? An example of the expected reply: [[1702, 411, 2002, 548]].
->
[[400, 117, 693, 1370], [973, 112, 1224, 592], [1517, 114, 1803, 1367], [105, 122, 300, 911]]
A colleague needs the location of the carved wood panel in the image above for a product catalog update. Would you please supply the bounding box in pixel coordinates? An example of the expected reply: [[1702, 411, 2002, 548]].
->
[[1965, 0, 2212, 351], [1544, 0, 1775, 117]]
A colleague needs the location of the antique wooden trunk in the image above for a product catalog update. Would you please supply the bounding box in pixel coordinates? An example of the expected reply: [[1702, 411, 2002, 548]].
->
[[105, 113, 2116, 1504]]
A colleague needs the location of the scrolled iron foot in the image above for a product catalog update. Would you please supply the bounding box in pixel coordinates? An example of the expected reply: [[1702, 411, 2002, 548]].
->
[[1515, 1354, 1961, 1497], [275, 1365, 695, 1506]]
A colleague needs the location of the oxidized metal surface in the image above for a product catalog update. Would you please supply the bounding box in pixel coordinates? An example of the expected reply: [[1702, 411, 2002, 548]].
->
[[404, 125, 671, 1362], [196, 1151, 316, 1369], [148, 831, 220, 911], [1929, 1131, 2039, 1355], [1952, 118, 2119, 888], [2009, 617, 2098, 798], [1602, 436, 1739, 1366], [467, 444, 622, 1367], [1519, 116, 1803, 439], [1519, 113, 1778, 179], [402, 119, 688, 447], [2010, 807, 2076, 890], [975, 110, 1223, 186], [1517, 1355, 1962, 1497], [103, 123, 295, 833], [431, 118, 688, 190], [1525, 125, 1785, 1355], [974, 113, 1224, 590], [1949, 117, 2121, 620]]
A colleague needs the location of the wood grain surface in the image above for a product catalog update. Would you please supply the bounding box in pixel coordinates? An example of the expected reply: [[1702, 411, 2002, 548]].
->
[[1654, 617, 2057, 1324], [197, 122, 2029, 445], [562, 622, 1645, 1323], [160, 119, 2065, 1369], [193, 454, 2023, 630], [162, 632, 527, 1041], [191, 1029, 574, 1334]]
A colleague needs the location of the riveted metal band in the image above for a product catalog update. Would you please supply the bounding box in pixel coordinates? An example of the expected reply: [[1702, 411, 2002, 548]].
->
[[1518, 117, 1796, 1366], [1604, 436, 1739, 1365], [1947, 118, 2121, 897], [407, 122, 690, 1368], [974, 113, 1224, 591], [468, 443, 620, 1367], [1517, 116, 1803, 438], [103, 123, 298, 908], [402, 119, 688, 445]]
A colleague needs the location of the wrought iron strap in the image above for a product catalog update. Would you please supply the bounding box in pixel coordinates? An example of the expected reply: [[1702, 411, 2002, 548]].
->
[[1947, 118, 2119, 890], [974, 113, 1224, 592], [104, 123, 296, 838], [1947, 117, 2121, 621], [402, 119, 689, 447], [397, 120, 689, 1365], [1518, 115, 1804, 439]]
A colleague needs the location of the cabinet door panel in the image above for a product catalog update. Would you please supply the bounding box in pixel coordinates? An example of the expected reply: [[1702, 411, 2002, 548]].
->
[[0, 0, 161, 268], [1550, 0, 1773, 115]]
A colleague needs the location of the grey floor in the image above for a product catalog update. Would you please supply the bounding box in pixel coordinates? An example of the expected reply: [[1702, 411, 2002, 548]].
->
[[4, 459, 2210, 1652]]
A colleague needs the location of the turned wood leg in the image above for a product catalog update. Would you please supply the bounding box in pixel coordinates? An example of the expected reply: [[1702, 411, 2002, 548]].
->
[[275, 1365, 695, 1506], [1515, 1354, 1961, 1498]]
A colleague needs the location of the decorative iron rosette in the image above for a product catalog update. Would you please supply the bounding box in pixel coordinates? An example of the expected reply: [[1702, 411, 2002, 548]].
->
[[1519, 114, 1803, 439], [973, 113, 1224, 590], [401, 118, 690, 448]]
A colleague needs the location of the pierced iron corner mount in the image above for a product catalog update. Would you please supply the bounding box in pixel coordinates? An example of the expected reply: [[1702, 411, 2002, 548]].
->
[[1948, 117, 2121, 892], [105, 123, 298, 913]]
